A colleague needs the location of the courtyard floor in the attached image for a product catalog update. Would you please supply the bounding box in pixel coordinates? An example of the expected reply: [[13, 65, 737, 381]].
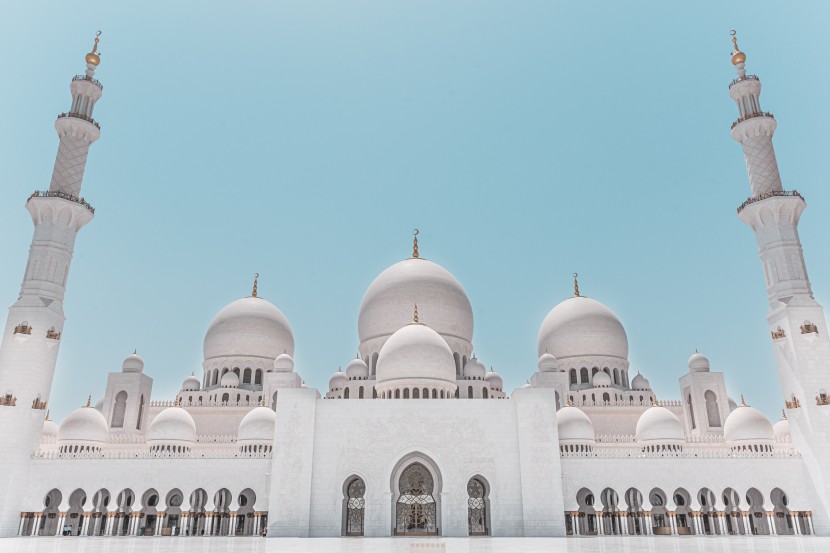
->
[[1, 536, 828, 553]]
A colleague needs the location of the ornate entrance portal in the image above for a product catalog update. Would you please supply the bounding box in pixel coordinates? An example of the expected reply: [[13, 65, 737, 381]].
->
[[395, 463, 437, 535]]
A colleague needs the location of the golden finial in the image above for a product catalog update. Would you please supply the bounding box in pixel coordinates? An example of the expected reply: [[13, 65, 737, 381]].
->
[[781, 408, 787, 420], [251, 273, 259, 298], [573, 273, 581, 297], [740, 393, 748, 407], [413, 304, 420, 324], [85, 395, 92, 408], [412, 229, 420, 259], [45, 410, 51, 421], [730, 30, 746, 66], [85, 30, 102, 67]]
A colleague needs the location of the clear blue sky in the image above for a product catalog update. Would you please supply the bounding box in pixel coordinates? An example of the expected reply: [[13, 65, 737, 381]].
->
[[1, 2, 828, 422]]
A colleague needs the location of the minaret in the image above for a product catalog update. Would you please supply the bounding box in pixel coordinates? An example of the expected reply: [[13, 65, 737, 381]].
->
[[0, 34, 103, 536], [731, 31, 830, 534]]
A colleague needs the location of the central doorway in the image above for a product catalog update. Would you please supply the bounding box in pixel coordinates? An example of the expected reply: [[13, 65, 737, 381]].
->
[[395, 462, 437, 535]]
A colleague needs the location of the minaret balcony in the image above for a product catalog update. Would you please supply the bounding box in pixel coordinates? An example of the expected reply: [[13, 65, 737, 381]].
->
[[57, 112, 100, 130], [72, 74, 103, 91], [27, 190, 95, 214], [729, 74, 759, 89], [736, 189, 804, 214], [731, 111, 774, 130]]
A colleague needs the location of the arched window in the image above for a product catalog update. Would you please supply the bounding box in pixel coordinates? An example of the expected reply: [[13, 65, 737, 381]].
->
[[602, 392, 610, 403], [432, 389, 437, 399], [705, 390, 721, 427], [468, 385, 473, 398], [454, 353, 461, 375], [371, 353, 379, 376], [413, 388, 420, 399], [403, 388, 410, 399], [344, 388, 350, 399], [359, 386, 364, 399], [344, 477, 366, 536], [243, 368, 252, 384], [111, 391, 127, 428], [613, 368, 619, 385], [423, 387, 428, 399], [222, 393, 229, 403], [396, 463, 437, 535], [580, 368, 589, 383], [272, 391, 278, 411], [570, 369, 577, 385], [468, 477, 488, 535], [482, 386, 488, 399], [592, 367, 599, 377], [395, 389, 401, 399], [135, 394, 144, 430], [255, 369, 262, 385]]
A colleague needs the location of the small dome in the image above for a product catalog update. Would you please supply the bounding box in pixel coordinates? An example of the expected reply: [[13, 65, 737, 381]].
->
[[538, 296, 628, 361], [345, 357, 369, 379], [358, 258, 473, 349], [329, 369, 346, 391], [773, 417, 790, 441], [181, 374, 201, 391], [274, 352, 295, 372], [522, 381, 532, 389], [636, 406, 685, 443], [688, 352, 710, 373], [464, 357, 486, 379], [592, 371, 611, 388], [148, 406, 196, 443], [631, 373, 651, 390], [122, 353, 144, 373], [203, 296, 294, 363], [58, 406, 108, 444], [42, 417, 59, 439], [538, 353, 557, 372], [238, 406, 276, 443], [485, 370, 503, 389], [220, 371, 239, 387], [724, 403, 774, 444], [557, 406, 595, 443], [376, 323, 456, 385]]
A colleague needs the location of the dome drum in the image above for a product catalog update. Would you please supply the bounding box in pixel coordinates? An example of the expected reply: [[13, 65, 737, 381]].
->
[[57, 406, 108, 453]]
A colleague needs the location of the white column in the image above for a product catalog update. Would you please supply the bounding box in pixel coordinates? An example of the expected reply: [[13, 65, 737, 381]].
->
[[668, 513, 676, 534], [743, 513, 750, 534], [17, 516, 25, 536], [228, 514, 235, 536], [768, 513, 776, 535], [80, 515, 89, 536], [254, 514, 260, 536], [806, 513, 814, 535], [33, 514, 41, 536], [620, 514, 628, 535]]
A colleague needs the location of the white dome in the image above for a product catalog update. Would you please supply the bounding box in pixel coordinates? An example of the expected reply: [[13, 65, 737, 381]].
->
[[181, 373, 201, 391], [688, 352, 710, 372], [345, 357, 369, 379], [631, 373, 651, 390], [42, 418, 59, 439], [238, 406, 276, 443], [122, 353, 144, 373], [724, 403, 774, 444], [538, 353, 557, 372], [329, 369, 346, 391], [485, 370, 503, 389], [220, 371, 239, 388], [557, 406, 595, 443], [274, 352, 295, 372], [148, 407, 196, 443], [773, 417, 790, 441], [376, 323, 456, 385], [537, 296, 628, 360], [592, 371, 611, 387], [204, 296, 294, 362], [358, 258, 473, 348], [58, 406, 108, 444], [464, 357, 486, 379], [636, 406, 685, 443]]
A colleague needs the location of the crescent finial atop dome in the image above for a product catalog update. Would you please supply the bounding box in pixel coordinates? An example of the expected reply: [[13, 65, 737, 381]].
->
[[251, 273, 259, 298], [573, 273, 580, 297], [741, 393, 748, 407], [85, 394, 92, 408], [413, 303, 420, 324], [85, 30, 102, 67], [412, 229, 420, 259], [730, 30, 746, 66]]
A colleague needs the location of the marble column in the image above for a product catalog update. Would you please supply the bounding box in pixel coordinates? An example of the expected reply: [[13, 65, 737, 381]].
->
[[33, 514, 41, 536], [17, 515, 25, 536], [768, 513, 776, 535], [57, 513, 66, 535], [228, 513, 236, 536], [806, 512, 814, 535]]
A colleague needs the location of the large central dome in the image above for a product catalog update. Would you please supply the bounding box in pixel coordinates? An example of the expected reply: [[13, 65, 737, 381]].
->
[[358, 258, 473, 347], [204, 296, 294, 362], [537, 296, 628, 360]]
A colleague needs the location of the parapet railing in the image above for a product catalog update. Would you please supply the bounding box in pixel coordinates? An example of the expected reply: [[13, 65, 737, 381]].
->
[[72, 74, 103, 90], [57, 112, 100, 130], [560, 446, 800, 460], [731, 111, 774, 130], [728, 74, 759, 88], [28, 190, 95, 214], [737, 190, 804, 214]]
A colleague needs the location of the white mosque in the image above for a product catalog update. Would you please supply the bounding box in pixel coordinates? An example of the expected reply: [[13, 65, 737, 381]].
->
[[0, 31, 828, 541]]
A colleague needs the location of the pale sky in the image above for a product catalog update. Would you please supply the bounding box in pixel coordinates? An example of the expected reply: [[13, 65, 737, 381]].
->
[[0, 1, 828, 421]]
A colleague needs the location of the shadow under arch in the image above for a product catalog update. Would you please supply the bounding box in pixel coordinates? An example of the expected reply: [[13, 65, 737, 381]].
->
[[389, 452, 443, 536]]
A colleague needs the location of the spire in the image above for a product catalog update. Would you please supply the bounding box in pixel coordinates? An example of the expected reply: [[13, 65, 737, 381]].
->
[[782, 408, 787, 420], [413, 304, 420, 324], [45, 410, 51, 421], [740, 393, 748, 407], [85, 31, 102, 71], [85, 394, 92, 408], [251, 273, 259, 298], [730, 30, 746, 75], [412, 229, 420, 259], [573, 273, 581, 297]]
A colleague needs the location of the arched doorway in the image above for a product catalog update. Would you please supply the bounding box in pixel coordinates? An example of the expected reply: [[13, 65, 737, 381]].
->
[[344, 477, 366, 536], [576, 488, 597, 535], [114, 488, 134, 536], [624, 488, 645, 535], [395, 463, 437, 535], [722, 487, 743, 535], [65, 489, 86, 536], [746, 488, 769, 535], [164, 489, 184, 535], [140, 489, 160, 536], [39, 489, 61, 536], [600, 488, 621, 534], [771, 488, 794, 534], [236, 489, 257, 535], [213, 489, 232, 535], [649, 488, 669, 535], [88, 489, 109, 536], [187, 489, 208, 536], [673, 488, 692, 534], [698, 488, 717, 535], [467, 477, 489, 536]]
